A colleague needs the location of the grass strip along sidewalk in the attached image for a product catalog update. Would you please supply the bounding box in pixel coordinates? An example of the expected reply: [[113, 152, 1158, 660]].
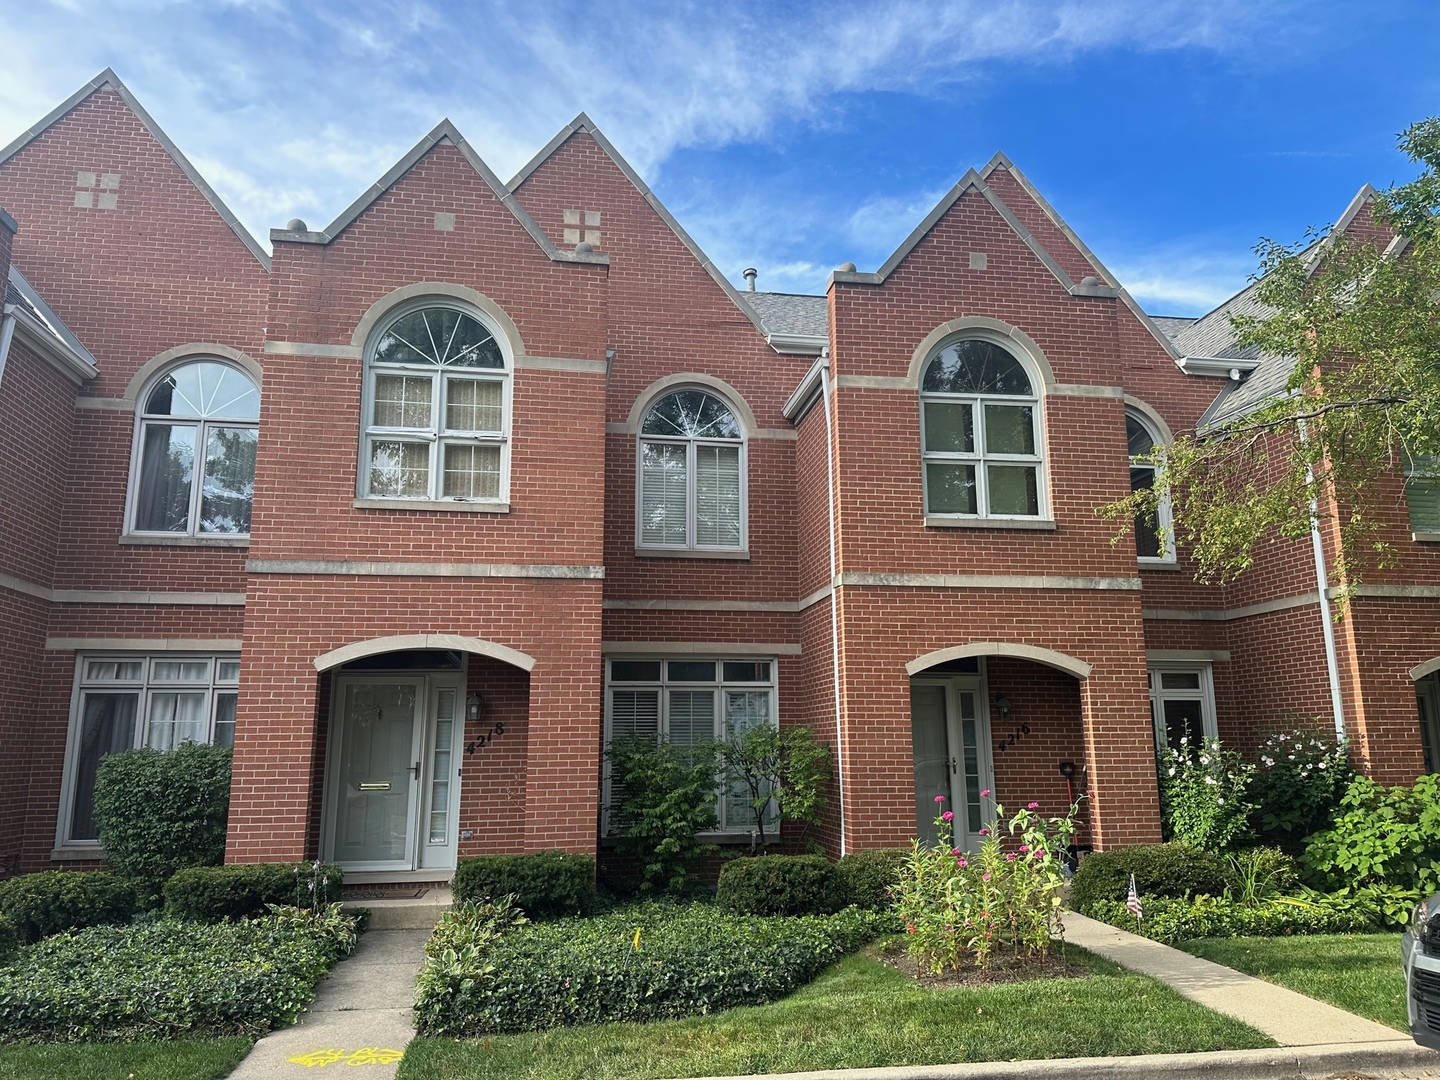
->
[[398, 945, 1273, 1080], [1179, 933, 1408, 1032], [0, 1038, 252, 1080]]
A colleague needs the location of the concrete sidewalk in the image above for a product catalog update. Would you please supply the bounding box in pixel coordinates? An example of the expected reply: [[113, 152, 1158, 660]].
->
[[1063, 910, 1408, 1046], [227, 928, 428, 1078]]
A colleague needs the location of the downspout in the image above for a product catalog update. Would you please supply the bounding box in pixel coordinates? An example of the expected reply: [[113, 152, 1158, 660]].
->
[[819, 347, 847, 854], [0, 311, 15, 388], [1300, 419, 1346, 739]]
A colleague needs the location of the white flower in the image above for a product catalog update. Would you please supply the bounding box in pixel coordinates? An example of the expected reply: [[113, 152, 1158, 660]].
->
[[1318, 762, 1327, 769], [1217, 798, 1226, 805], [1168, 768, 1177, 776]]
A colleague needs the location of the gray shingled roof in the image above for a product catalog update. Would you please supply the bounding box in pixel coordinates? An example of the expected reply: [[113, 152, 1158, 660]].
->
[[1148, 315, 1197, 340], [739, 292, 829, 340], [1177, 277, 1295, 429], [6, 266, 97, 367]]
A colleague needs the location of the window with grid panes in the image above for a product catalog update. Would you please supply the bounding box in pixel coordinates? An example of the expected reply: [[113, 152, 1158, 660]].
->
[[363, 304, 508, 503], [637, 390, 745, 550], [1128, 409, 1175, 562], [61, 654, 240, 845], [604, 658, 775, 833], [919, 339, 1045, 519]]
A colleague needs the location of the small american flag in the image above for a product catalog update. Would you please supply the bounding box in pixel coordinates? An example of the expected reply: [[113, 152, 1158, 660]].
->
[[1126, 873, 1143, 920]]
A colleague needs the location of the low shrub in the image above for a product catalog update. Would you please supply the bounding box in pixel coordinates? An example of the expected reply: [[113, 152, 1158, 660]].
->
[[0, 871, 137, 945], [163, 862, 343, 921], [835, 848, 909, 911], [893, 796, 1076, 973], [1302, 774, 1440, 895], [1090, 894, 1376, 943], [0, 915, 16, 962], [606, 735, 721, 895], [1157, 736, 1256, 851], [1070, 843, 1227, 915], [716, 855, 841, 916], [91, 743, 232, 901], [0, 905, 359, 1041], [414, 902, 887, 1035], [451, 851, 594, 918], [1250, 726, 1352, 849]]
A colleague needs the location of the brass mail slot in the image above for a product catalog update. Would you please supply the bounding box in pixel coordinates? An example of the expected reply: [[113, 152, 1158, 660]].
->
[[358, 782, 391, 791]]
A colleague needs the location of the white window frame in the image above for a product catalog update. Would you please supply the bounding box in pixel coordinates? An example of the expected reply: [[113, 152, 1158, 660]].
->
[[359, 300, 512, 506], [1147, 662, 1218, 751], [919, 338, 1048, 521], [634, 388, 748, 553], [603, 656, 777, 835], [1128, 407, 1176, 564], [124, 359, 259, 538], [56, 652, 240, 850]]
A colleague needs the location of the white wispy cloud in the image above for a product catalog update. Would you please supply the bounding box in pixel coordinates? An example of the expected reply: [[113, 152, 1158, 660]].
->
[[1105, 246, 1259, 316]]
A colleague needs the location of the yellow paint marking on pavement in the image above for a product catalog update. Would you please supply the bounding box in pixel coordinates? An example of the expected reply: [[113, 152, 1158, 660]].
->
[[286, 1047, 405, 1067]]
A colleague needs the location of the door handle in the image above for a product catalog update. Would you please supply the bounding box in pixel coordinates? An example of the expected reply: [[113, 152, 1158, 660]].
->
[[408, 760, 421, 779], [950, 757, 958, 773]]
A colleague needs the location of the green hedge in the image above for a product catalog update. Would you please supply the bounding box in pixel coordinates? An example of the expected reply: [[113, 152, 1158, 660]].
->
[[451, 852, 594, 918], [0, 908, 358, 1042], [414, 902, 887, 1035], [716, 854, 842, 916], [1070, 843, 1227, 915], [0, 872, 137, 945], [1089, 894, 1376, 943], [835, 848, 909, 911], [91, 743, 232, 898], [0, 914, 16, 962], [163, 863, 343, 921]]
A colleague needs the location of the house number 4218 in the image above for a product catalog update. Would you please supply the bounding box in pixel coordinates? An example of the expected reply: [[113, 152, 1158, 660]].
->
[[465, 722, 505, 755], [995, 723, 1031, 753]]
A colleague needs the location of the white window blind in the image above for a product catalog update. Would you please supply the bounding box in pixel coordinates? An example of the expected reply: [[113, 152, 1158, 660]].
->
[[695, 445, 742, 547], [640, 443, 688, 545]]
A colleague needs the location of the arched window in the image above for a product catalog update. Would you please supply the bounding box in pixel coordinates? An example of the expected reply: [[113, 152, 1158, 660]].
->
[[1127, 408, 1174, 562], [130, 359, 259, 536], [362, 303, 509, 503], [637, 389, 745, 551], [920, 339, 1044, 519]]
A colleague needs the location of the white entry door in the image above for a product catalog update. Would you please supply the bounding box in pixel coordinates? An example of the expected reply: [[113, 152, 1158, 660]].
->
[[325, 674, 462, 873], [910, 676, 994, 851]]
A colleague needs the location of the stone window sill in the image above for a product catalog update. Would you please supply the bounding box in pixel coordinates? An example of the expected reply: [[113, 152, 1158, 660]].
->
[[1139, 558, 1182, 571], [924, 516, 1057, 531], [51, 845, 105, 862], [354, 498, 510, 514], [119, 534, 249, 548], [1414, 532, 1440, 543], [635, 547, 750, 560]]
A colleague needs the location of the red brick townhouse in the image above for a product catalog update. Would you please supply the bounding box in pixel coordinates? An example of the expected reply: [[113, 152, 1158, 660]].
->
[[0, 70, 1435, 883]]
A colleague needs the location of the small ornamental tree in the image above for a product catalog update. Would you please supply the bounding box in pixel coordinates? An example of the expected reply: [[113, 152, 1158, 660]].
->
[[92, 743, 232, 901], [720, 725, 832, 846], [606, 735, 720, 894]]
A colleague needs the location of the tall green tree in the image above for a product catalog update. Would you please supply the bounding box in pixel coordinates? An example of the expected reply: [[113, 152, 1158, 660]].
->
[[1103, 118, 1440, 598]]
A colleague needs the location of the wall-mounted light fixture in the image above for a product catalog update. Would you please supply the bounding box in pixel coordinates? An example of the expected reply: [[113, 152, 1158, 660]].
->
[[995, 693, 1012, 720], [466, 691, 484, 722]]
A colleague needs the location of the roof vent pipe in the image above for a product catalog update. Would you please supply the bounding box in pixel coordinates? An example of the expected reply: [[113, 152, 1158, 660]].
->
[[742, 267, 757, 292]]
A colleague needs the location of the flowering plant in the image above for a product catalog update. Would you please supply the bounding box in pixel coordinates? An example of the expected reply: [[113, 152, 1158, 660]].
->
[[1156, 736, 1255, 852], [891, 793, 1079, 973], [1250, 725, 1351, 845]]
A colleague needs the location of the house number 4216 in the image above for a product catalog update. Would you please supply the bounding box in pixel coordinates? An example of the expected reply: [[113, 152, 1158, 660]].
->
[[465, 722, 505, 755]]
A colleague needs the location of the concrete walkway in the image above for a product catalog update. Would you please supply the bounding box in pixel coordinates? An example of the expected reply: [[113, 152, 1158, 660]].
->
[[1064, 910, 1409, 1046], [228, 928, 429, 1078]]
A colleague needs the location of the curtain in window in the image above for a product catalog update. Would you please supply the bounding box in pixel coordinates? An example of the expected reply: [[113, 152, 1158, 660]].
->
[[69, 693, 138, 841], [146, 692, 209, 750], [135, 425, 196, 532]]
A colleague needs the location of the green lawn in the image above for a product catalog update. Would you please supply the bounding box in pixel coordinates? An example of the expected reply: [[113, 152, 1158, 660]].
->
[[0, 1037, 252, 1080], [1179, 934, 1407, 1031], [397, 945, 1273, 1080]]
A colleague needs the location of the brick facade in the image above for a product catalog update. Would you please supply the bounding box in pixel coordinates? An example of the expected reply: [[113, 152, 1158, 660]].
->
[[0, 72, 1436, 880]]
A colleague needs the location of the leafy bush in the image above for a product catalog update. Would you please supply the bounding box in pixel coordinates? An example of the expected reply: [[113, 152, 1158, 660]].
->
[[452, 851, 594, 918], [1302, 773, 1440, 895], [606, 735, 721, 894], [1250, 726, 1352, 848], [1222, 847, 1299, 904], [0, 915, 16, 963], [414, 901, 886, 1035], [164, 862, 343, 921], [1090, 894, 1375, 943], [0, 906, 359, 1041], [1157, 736, 1256, 851], [719, 725, 832, 845], [92, 743, 232, 900], [1070, 843, 1227, 915], [892, 796, 1076, 972], [716, 855, 841, 916], [835, 848, 909, 911], [0, 871, 137, 946]]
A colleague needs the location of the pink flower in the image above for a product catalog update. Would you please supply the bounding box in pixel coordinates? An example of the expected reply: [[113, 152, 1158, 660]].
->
[[982, 873, 992, 881], [951, 847, 962, 856], [1027, 801, 1040, 809], [977, 828, 990, 836], [941, 810, 954, 822], [1018, 844, 1031, 854], [956, 857, 968, 868], [934, 795, 946, 803], [1005, 853, 1017, 862], [980, 789, 991, 797]]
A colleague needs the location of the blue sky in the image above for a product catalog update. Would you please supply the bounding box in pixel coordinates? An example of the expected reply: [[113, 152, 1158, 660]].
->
[[2, 1, 1438, 315]]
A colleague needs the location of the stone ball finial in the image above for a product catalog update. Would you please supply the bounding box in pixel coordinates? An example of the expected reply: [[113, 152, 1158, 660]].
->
[[285, 218, 308, 232]]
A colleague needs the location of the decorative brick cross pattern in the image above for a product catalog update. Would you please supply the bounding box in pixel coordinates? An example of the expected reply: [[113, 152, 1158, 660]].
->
[[74, 170, 120, 209], [562, 208, 601, 247]]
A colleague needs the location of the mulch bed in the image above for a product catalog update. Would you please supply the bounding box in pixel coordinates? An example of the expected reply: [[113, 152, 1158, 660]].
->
[[874, 938, 1089, 988]]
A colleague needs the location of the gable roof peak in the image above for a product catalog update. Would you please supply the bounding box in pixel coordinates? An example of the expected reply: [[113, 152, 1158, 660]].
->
[[0, 68, 270, 270]]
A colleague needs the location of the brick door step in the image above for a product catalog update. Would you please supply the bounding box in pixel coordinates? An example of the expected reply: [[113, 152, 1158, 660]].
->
[[344, 887, 453, 930]]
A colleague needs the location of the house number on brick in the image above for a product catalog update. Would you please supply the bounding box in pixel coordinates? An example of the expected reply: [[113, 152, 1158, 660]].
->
[[995, 724, 1031, 753], [465, 722, 505, 755]]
